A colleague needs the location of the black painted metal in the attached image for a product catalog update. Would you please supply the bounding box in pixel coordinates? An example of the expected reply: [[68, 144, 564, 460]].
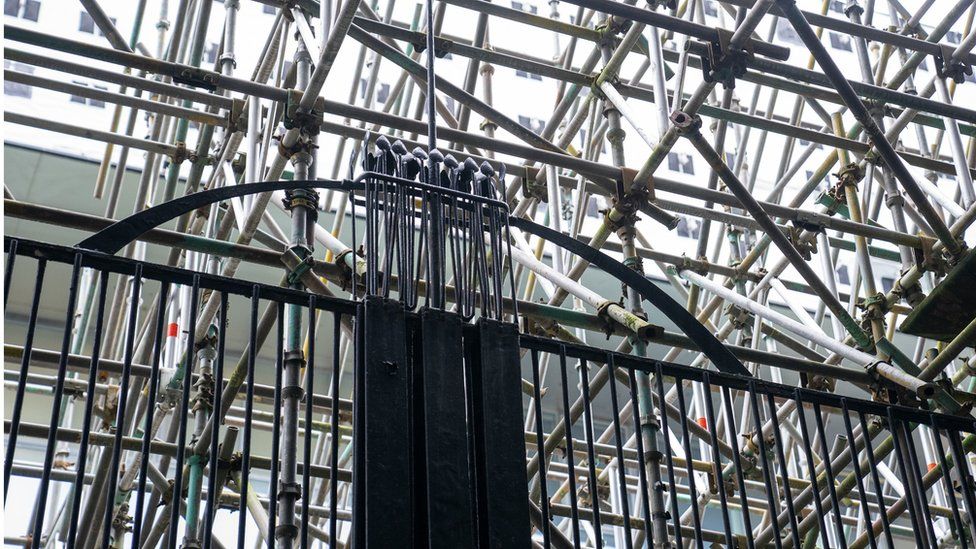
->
[[5, 237, 976, 548], [471, 318, 532, 548], [74, 176, 745, 375], [357, 296, 414, 546], [420, 308, 477, 547]]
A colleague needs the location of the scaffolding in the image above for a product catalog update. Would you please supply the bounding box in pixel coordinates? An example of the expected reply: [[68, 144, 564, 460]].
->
[[5, 0, 976, 547]]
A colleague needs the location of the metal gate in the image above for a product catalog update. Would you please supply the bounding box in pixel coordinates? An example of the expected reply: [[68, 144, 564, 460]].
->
[[5, 237, 976, 548]]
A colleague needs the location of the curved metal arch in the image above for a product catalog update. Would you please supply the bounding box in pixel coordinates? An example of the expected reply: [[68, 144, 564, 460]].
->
[[78, 179, 750, 375], [77, 179, 360, 254], [508, 218, 750, 375]]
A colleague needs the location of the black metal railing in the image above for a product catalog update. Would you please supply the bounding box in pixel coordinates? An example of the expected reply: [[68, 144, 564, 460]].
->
[[6, 236, 976, 549], [4, 238, 355, 549], [519, 335, 976, 549]]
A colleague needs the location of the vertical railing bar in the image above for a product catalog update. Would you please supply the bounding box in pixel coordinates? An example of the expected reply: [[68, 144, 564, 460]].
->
[[557, 345, 582, 548], [813, 401, 850, 549], [902, 416, 939, 546], [328, 313, 341, 547], [947, 429, 976, 545], [887, 409, 927, 549], [269, 302, 285, 549], [132, 280, 172, 545], [168, 275, 200, 548], [99, 262, 143, 549], [203, 291, 228, 549], [674, 373, 704, 549], [66, 268, 109, 547], [652, 364, 682, 549], [606, 354, 633, 549], [765, 392, 802, 549], [578, 359, 604, 549], [530, 349, 552, 549], [301, 295, 316, 549], [626, 364, 652, 547], [856, 411, 894, 548], [4, 238, 18, 310], [4, 257, 47, 497], [701, 372, 734, 546], [237, 286, 260, 548], [929, 419, 967, 549], [839, 399, 877, 549], [721, 385, 756, 549], [746, 380, 783, 549]]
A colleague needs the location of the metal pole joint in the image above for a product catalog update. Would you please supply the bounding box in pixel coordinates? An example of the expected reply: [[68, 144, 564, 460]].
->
[[935, 44, 973, 83]]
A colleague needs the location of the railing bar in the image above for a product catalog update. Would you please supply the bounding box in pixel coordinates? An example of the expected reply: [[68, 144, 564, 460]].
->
[[813, 401, 850, 548], [765, 391, 802, 549], [578, 359, 604, 548], [903, 417, 940, 546], [652, 364, 681, 548], [674, 374, 704, 549], [856, 410, 895, 548], [203, 291, 229, 549], [947, 429, 976, 545], [747, 380, 783, 549], [168, 275, 200, 548], [66, 268, 109, 547], [721, 385, 756, 549], [887, 410, 928, 549], [605, 355, 633, 549], [132, 280, 172, 545], [268, 302, 285, 549], [4, 257, 47, 497], [531, 349, 553, 549], [839, 399, 877, 549], [556, 345, 582, 548], [99, 262, 143, 549], [4, 238, 17, 310], [701, 372, 734, 545], [328, 312, 341, 548], [238, 287, 260, 548], [301, 295, 316, 549], [929, 419, 967, 549]]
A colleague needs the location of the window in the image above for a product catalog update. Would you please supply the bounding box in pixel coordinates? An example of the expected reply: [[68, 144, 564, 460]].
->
[[4, 61, 33, 98], [376, 83, 390, 104], [263, 3, 277, 14], [6, 0, 39, 20], [204, 42, 219, 65], [776, 20, 802, 45], [947, 31, 962, 44], [667, 152, 695, 175], [69, 81, 106, 108], [444, 95, 456, 115], [515, 69, 542, 81], [359, 79, 391, 104], [676, 216, 701, 239], [79, 11, 115, 35], [829, 0, 844, 12], [585, 196, 603, 218], [703, 0, 718, 17], [511, 1, 537, 14], [725, 152, 736, 167], [828, 32, 852, 52], [881, 276, 895, 293], [518, 115, 545, 134], [78, 10, 94, 32], [836, 265, 850, 286]]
